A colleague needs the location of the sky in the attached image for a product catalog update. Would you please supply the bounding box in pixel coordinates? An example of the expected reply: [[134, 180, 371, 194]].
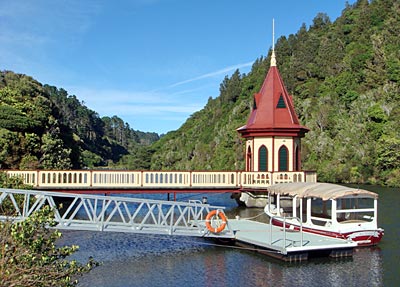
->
[[0, 0, 356, 134]]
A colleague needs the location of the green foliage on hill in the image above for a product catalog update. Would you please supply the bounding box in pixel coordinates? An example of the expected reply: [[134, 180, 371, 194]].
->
[[149, 0, 400, 186], [0, 72, 159, 170]]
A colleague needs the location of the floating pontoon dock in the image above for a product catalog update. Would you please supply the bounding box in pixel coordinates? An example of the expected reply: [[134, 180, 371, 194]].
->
[[225, 218, 357, 261], [0, 188, 356, 262]]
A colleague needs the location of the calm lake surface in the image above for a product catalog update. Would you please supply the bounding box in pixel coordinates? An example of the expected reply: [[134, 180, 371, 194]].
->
[[58, 185, 399, 287]]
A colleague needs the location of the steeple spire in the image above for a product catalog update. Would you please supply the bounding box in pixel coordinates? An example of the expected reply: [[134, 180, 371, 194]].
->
[[237, 18, 309, 139], [270, 19, 277, 67], [237, 24, 309, 173]]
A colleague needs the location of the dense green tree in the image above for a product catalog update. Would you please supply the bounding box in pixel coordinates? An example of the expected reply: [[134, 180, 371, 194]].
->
[[220, 69, 242, 104], [40, 131, 73, 170]]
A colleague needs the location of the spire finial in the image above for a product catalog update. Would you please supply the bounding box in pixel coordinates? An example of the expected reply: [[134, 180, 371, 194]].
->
[[270, 18, 277, 67]]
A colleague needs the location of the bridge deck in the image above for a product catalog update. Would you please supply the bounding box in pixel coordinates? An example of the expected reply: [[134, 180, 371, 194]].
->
[[37, 186, 241, 195]]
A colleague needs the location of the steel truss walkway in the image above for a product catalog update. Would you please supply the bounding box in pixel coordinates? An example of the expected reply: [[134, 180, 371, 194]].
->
[[0, 188, 234, 238]]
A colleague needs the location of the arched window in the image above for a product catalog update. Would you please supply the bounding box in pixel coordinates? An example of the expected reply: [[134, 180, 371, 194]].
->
[[278, 145, 288, 171], [258, 145, 268, 171], [246, 146, 252, 171]]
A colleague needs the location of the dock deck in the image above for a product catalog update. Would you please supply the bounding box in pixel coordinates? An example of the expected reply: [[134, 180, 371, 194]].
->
[[224, 219, 357, 262]]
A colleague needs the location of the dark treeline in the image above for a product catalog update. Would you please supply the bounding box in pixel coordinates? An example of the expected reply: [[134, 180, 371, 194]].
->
[[149, 0, 400, 187]]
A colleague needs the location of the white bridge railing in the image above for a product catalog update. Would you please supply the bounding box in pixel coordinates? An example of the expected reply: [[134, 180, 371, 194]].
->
[[4, 170, 317, 190], [0, 188, 234, 238]]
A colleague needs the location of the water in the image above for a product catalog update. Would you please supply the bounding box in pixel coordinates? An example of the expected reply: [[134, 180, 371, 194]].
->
[[57, 186, 399, 287]]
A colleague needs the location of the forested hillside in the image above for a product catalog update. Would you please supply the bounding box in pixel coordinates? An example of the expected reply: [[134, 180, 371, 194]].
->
[[0, 71, 159, 169], [150, 0, 400, 186]]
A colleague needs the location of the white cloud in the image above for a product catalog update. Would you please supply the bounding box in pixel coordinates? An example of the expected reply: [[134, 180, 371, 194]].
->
[[66, 86, 203, 117], [103, 104, 202, 115], [165, 61, 253, 89], [67, 59, 253, 123]]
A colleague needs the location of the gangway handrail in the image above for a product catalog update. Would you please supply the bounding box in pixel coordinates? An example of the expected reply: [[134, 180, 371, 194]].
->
[[269, 215, 305, 252], [0, 188, 234, 239]]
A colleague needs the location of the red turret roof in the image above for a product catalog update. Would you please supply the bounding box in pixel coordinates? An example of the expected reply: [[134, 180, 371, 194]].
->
[[237, 54, 309, 138]]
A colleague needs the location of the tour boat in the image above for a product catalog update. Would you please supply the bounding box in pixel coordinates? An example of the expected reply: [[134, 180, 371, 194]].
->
[[263, 182, 384, 246]]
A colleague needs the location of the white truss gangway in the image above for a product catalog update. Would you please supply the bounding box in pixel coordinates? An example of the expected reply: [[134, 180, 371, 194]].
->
[[0, 188, 234, 239]]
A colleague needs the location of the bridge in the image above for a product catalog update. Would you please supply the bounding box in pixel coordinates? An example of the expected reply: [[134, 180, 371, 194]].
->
[[0, 187, 233, 238], [0, 187, 356, 261], [4, 170, 317, 195]]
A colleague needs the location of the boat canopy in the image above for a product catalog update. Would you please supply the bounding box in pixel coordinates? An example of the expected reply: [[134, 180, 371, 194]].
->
[[266, 182, 378, 200]]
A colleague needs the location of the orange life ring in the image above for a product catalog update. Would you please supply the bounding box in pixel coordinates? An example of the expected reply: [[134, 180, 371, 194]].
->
[[205, 210, 227, 233]]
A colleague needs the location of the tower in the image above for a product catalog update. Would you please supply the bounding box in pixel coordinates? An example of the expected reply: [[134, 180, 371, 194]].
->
[[237, 47, 309, 174]]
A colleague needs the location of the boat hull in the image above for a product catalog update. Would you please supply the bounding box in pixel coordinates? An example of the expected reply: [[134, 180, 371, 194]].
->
[[271, 219, 384, 247], [238, 192, 268, 208]]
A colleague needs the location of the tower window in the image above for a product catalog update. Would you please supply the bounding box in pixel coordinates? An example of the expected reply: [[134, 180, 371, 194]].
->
[[277, 95, 286, 108], [258, 145, 268, 171], [278, 145, 288, 171]]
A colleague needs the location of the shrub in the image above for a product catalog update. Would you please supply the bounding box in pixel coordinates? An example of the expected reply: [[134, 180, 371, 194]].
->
[[0, 206, 98, 287]]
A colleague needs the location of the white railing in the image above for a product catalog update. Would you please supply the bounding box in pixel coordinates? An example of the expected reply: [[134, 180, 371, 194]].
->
[[191, 171, 238, 187], [269, 216, 307, 252], [4, 170, 316, 190], [0, 188, 234, 238], [240, 171, 310, 187]]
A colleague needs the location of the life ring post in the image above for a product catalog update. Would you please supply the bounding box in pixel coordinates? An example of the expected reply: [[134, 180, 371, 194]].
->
[[205, 209, 228, 234]]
